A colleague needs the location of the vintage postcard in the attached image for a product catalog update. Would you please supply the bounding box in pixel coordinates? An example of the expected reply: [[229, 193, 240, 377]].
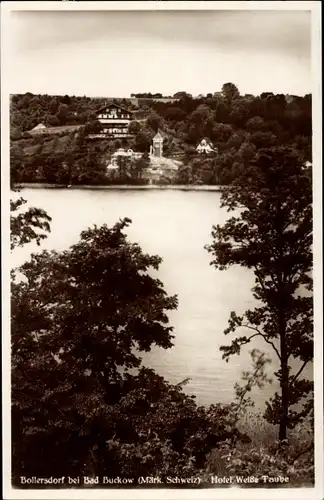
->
[[1, 1, 322, 499]]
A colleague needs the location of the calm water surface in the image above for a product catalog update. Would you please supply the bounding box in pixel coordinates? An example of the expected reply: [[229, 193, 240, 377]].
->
[[12, 188, 311, 409]]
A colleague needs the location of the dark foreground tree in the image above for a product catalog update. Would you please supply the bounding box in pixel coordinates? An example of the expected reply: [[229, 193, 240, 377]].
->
[[12, 218, 238, 484], [10, 197, 51, 250], [206, 146, 313, 441]]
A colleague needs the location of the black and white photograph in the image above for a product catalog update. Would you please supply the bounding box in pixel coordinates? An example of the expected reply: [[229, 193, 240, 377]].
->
[[1, 1, 322, 499]]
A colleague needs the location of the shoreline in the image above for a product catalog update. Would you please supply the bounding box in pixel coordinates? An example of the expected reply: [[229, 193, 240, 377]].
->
[[15, 183, 225, 192]]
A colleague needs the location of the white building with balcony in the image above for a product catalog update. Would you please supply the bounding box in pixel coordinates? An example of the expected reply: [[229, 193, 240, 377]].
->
[[106, 148, 143, 171], [110, 148, 142, 165], [91, 103, 134, 138]]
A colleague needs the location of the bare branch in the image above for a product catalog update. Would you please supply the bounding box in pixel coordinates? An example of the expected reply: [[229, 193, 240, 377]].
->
[[238, 333, 260, 345], [291, 358, 312, 385], [241, 323, 281, 360]]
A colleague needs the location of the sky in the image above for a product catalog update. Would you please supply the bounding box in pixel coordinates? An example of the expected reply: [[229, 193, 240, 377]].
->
[[7, 8, 312, 98]]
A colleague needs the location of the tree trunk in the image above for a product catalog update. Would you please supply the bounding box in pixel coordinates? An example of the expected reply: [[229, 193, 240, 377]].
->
[[68, 163, 72, 185], [279, 314, 289, 441], [279, 360, 289, 441]]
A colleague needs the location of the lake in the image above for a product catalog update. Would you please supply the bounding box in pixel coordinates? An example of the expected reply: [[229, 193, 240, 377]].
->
[[11, 188, 312, 409]]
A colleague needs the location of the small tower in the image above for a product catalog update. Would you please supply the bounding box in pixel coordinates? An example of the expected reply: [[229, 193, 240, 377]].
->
[[151, 130, 164, 158]]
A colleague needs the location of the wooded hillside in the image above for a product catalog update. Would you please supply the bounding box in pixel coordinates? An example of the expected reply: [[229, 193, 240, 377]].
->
[[10, 84, 312, 186]]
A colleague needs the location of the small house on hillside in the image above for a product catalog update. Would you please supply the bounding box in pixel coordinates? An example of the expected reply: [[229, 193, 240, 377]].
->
[[196, 138, 217, 154], [29, 123, 47, 135]]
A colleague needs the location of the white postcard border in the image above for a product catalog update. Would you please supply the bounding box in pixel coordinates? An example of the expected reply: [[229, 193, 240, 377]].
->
[[1, 2, 322, 500]]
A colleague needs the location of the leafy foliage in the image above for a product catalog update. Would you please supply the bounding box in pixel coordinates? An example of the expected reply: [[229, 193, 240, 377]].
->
[[203, 354, 314, 487], [11, 217, 241, 484], [10, 197, 51, 250], [11, 131, 109, 186], [217, 437, 314, 487]]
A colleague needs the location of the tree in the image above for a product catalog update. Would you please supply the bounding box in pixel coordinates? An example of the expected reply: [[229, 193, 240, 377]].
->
[[128, 120, 141, 135], [146, 113, 162, 132], [56, 103, 69, 125], [229, 99, 250, 128], [116, 155, 131, 182], [173, 91, 192, 99], [46, 115, 60, 127], [49, 98, 59, 114], [132, 152, 150, 182], [11, 218, 174, 476], [134, 126, 153, 152], [211, 123, 233, 143], [10, 197, 51, 251], [237, 141, 257, 165], [84, 120, 102, 135], [10, 144, 25, 187], [226, 132, 245, 149], [190, 104, 211, 126], [11, 218, 240, 482], [10, 126, 22, 141], [250, 131, 278, 149], [205, 147, 313, 441], [212, 97, 229, 123], [221, 82, 240, 102], [62, 94, 71, 105], [175, 164, 192, 185], [164, 107, 186, 122], [246, 116, 266, 133]]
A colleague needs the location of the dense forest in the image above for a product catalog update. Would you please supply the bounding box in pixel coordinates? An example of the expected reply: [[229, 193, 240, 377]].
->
[[10, 83, 312, 186]]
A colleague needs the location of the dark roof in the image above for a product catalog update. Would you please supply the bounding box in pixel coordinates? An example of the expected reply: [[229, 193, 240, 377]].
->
[[198, 137, 214, 147], [155, 128, 167, 139], [96, 103, 134, 115]]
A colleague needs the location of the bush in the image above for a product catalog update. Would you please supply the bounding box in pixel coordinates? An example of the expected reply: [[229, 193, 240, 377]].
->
[[205, 410, 314, 487]]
